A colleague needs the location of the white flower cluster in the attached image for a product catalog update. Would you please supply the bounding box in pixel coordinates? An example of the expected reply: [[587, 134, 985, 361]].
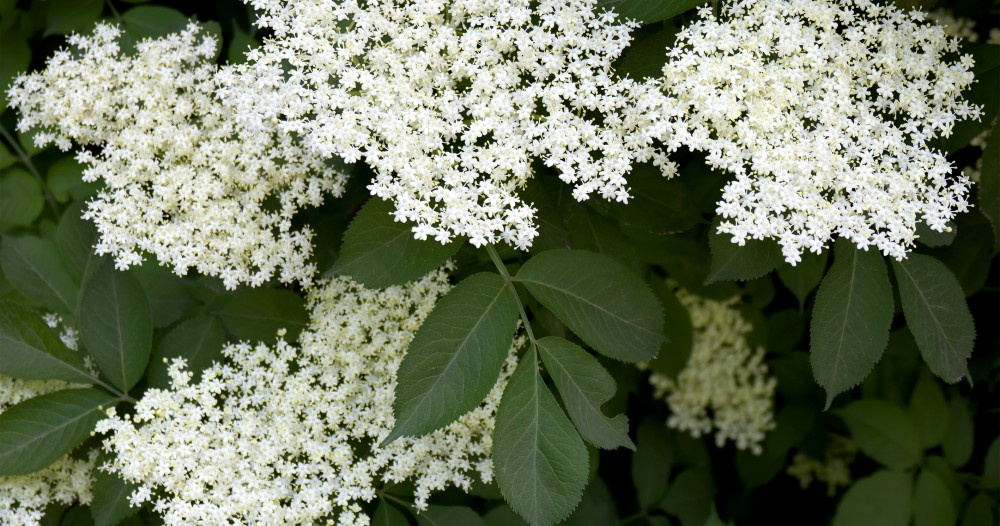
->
[[220, 0, 676, 249], [96, 270, 519, 526], [0, 377, 95, 526], [9, 24, 347, 289], [648, 287, 776, 454], [661, 0, 981, 263]]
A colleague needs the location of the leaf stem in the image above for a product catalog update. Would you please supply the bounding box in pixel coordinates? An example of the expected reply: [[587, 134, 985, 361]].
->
[[485, 245, 538, 348], [377, 490, 417, 512]]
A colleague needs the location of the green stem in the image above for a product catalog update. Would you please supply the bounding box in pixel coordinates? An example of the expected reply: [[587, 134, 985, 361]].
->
[[378, 490, 417, 512], [485, 245, 537, 348], [0, 124, 60, 216]]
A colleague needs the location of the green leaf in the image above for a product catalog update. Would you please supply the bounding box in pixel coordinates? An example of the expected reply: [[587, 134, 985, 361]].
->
[[483, 505, 529, 526], [706, 228, 784, 284], [494, 352, 589, 526], [736, 403, 818, 488], [120, 6, 189, 50], [0, 28, 30, 109], [515, 249, 665, 362], [942, 396, 974, 468], [632, 420, 673, 511], [0, 235, 79, 314], [0, 301, 92, 383], [777, 251, 828, 309], [47, 157, 97, 203], [0, 388, 117, 476], [56, 200, 103, 286], [978, 101, 1000, 251], [562, 480, 620, 526], [330, 198, 462, 288], [417, 506, 486, 526], [386, 272, 518, 442], [907, 371, 949, 450], [647, 281, 692, 379], [537, 337, 634, 451], [147, 316, 226, 389], [962, 494, 996, 526], [915, 469, 958, 526], [0, 142, 15, 171], [213, 288, 307, 344], [916, 221, 957, 248], [43, 0, 103, 36], [810, 240, 893, 408], [0, 168, 43, 229], [91, 455, 140, 526], [373, 501, 410, 526], [837, 399, 922, 470], [79, 262, 153, 391], [984, 437, 1000, 484], [659, 468, 713, 526], [892, 254, 975, 383], [131, 263, 197, 328], [832, 470, 913, 526], [597, 0, 703, 24]]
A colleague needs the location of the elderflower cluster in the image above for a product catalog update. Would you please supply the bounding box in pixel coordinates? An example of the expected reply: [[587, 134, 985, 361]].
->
[[96, 270, 519, 526], [787, 434, 858, 496], [219, 0, 676, 249], [661, 0, 981, 264], [649, 287, 776, 454], [9, 23, 347, 289], [0, 376, 95, 526]]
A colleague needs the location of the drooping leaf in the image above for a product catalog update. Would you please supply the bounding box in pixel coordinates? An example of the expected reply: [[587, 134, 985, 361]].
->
[[0, 301, 92, 384], [923, 456, 965, 514], [515, 249, 665, 362], [632, 420, 674, 511], [79, 262, 153, 391], [0, 168, 43, 229], [942, 396, 974, 468], [0, 236, 79, 315], [915, 221, 957, 248], [43, 0, 103, 36], [417, 506, 486, 526], [494, 352, 589, 526], [832, 470, 913, 526], [810, 240, 893, 408], [907, 371, 949, 450], [91, 453, 140, 526], [659, 468, 714, 526], [213, 288, 307, 344], [330, 198, 462, 288], [836, 399, 922, 470], [914, 469, 958, 526], [597, 0, 703, 25], [537, 337, 634, 451], [0, 388, 117, 476], [147, 316, 226, 389], [777, 251, 828, 309], [386, 272, 518, 442], [706, 228, 784, 284], [892, 254, 975, 383]]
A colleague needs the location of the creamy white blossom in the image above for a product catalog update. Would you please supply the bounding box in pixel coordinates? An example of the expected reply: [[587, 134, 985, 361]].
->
[[9, 23, 348, 289], [0, 377, 95, 526], [662, 0, 981, 263], [649, 286, 776, 454], [97, 270, 519, 526], [220, 0, 677, 249], [787, 434, 858, 496]]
